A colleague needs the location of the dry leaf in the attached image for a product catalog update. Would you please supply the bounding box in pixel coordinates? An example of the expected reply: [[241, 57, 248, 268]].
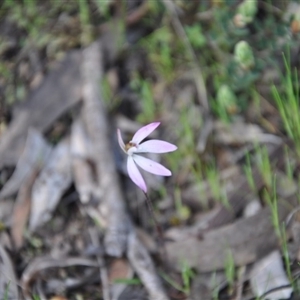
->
[[29, 138, 72, 231], [71, 120, 96, 204], [250, 251, 293, 300], [11, 169, 38, 249], [0, 244, 19, 300], [166, 195, 297, 272], [214, 119, 281, 146], [21, 256, 96, 299], [109, 258, 134, 300], [0, 128, 51, 199], [0, 51, 82, 168]]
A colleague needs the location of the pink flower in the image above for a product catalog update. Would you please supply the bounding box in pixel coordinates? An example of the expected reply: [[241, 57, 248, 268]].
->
[[117, 122, 177, 193]]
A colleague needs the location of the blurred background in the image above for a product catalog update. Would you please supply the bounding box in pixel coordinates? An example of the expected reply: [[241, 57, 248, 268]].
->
[[1, 0, 300, 299]]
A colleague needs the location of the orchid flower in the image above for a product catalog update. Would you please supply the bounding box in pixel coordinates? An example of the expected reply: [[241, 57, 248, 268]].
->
[[117, 122, 177, 193]]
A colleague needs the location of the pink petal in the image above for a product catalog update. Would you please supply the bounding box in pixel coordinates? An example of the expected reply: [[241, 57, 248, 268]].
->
[[131, 122, 160, 144], [132, 154, 171, 176], [127, 156, 147, 192], [137, 140, 177, 153], [117, 129, 126, 153]]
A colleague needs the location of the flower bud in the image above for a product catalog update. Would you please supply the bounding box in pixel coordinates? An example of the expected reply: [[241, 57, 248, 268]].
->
[[234, 40, 255, 70], [217, 85, 238, 115], [234, 0, 257, 27]]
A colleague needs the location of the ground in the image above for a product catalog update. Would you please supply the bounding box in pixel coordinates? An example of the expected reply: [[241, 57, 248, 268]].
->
[[0, 1, 300, 300]]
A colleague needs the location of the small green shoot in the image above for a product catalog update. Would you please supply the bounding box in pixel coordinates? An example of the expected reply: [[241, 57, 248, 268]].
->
[[243, 153, 256, 193], [185, 24, 207, 50], [3, 281, 10, 300], [130, 76, 156, 123], [181, 261, 195, 295], [224, 249, 235, 294], [264, 177, 280, 238], [272, 54, 300, 157], [140, 26, 175, 81], [94, 0, 111, 19], [77, 0, 92, 45], [255, 144, 272, 189], [174, 186, 191, 222], [284, 146, 294, 181], [213, 84, 238, 123], [206, 163, 230, 208], [280, 223, 292, 282], [211, 272, 220, 300], [160, 272, 187, 294], [160, 261, 195, 295], [101, 76, 120, 111]]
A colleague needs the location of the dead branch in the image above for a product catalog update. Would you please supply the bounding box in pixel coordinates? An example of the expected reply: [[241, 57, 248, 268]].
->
[[81, 41, 169, 300]]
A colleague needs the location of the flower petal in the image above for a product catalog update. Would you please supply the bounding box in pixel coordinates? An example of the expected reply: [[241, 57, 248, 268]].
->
[[127, 156, 147, 192], [133, 154, 171, 176], [136, 140, 177, 153], [117, 129, 126, 153], [131, 122, 160, 144]]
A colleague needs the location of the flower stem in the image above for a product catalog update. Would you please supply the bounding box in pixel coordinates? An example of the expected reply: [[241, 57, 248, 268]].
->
[[143, 192, 169, 265]]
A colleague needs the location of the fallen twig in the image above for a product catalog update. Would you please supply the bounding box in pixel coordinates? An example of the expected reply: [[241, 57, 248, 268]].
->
[[81, 41, 169, 300]]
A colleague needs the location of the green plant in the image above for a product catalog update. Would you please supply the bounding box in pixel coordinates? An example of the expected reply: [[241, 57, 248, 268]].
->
[[3, 281, 10, 300], [224, 249, 235, 294], [234, 40, 255, 70], [160, 261, 195, 295], [185, 24, 206, 50], [94, 0, 111, 19], [284, 146, 294, 181], [77, 0, 92, 45], [140, 26, 175, 81], [174, 186, 191, 222], [273, 55, 300, 157], [264, 177, 280, 238], [280, 223, 292, 282], [255, 144, 272, 189], [206, 163, 230, 208], [243, 153, 256, 193], [211, 272, 220, 300], [214, 84, 238, 123]]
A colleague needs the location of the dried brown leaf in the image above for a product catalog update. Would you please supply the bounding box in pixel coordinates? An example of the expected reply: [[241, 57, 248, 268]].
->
[[11, 169, 38, 249], [109, 258, 134, 300], [250, 251, 292, 300], [71, 120, 96, 204], [0, 51, 82, 168], [0, 244, 19, 300], [0, 129, 51, 199], [29, 138, 72, 231], [21, 256, 96, 299], [166, 195, 298, 272]]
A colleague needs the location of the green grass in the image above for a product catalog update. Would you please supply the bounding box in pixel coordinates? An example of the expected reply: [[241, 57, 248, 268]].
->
[[160, 261, 195, 295], [265, 177, 280, 239], [1, 1, 299, 299], [206, 163, 230, 208], [3, 282, 10, 300], [280, 223, 292, 283], [273, 54, 300, 157], [255, 144, 272, 189], [243, 153, 256, 193], [130, 77, 157, 123], [224, 250, 235, 295]]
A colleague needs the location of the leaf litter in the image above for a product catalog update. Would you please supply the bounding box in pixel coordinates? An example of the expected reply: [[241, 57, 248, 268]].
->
[[1, 1, 300, 299]]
